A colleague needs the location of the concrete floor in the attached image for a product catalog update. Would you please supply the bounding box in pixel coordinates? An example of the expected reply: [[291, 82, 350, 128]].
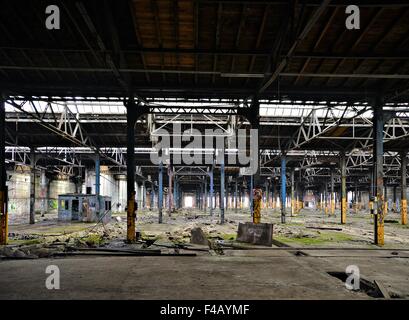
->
[[1, 208, 409, 299], [1, 248, 408, 299]]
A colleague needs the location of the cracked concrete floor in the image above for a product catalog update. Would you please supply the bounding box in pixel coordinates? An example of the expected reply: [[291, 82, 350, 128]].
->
[[1, 207, 409, 299]]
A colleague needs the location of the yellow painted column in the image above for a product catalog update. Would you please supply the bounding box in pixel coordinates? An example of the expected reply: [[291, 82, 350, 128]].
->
[[401, 152, 407, 225], [340, 153, 347, 224], [341, 197, 347, 224], [253, 188, 262, 224], [331, 197, 335, 216], [0, 190, 7, 245], [375, 196, 385, 246], [402, 200, 407, 225], [127, 191, 136, 242]]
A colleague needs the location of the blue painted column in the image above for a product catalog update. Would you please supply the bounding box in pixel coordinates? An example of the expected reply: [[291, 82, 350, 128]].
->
[[210, 165, 214, 215], [281, 154, 286, 223], [220, 154, 225, 224], [95, 153, 100, 197], [158, 162, 163, 223], [173, 178, 178, 210]]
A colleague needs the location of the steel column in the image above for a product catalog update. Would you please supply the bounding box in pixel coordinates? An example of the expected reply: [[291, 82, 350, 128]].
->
[[330, 168, 335, 215], [40, 170, 47, 217], [220, 152, 225, 224], [234, 178, 238, 212], [250, 176, 254, 214], [95, 153, 100, 196], [281, 154, 286, 223], [373, 99, 385, 246], [0, 95, 7, 244], [340, 152, 347, 224], [401, 152, 407, 225], [151, 186, 155, 210], [126, 104, 136, 242], [168, 166, 173, 216], [173, 177, 178, 210], [142, 180, 146, 209], [158, 161, 163, 223], [210, 164, 214, 215], [204, 175, 208, 213], [29, 148, 36, 224], [291, 169, 295, 216]]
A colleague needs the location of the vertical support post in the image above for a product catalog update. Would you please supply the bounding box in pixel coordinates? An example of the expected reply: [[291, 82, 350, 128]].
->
[[29, 148, 36, 224], [234, 178, 238, 212], [354, 182, 358, 213], [291, 169, 295, 217], [250, 175, 254, 215], [40, 170, 47, 217], [384, 184, 388, 215], [150, 185, 155, 210], [173, 177, 178, 210], [393, 185, 397, 212], [369, 169, 374, 214], [220, 150, 225, 224], [272, 179, 276, 209], [330, 168, 335, 216], [373, 98, 385, 246], [281, 154, 286, 223], [401, 152, 407, 225], [168, 165, 173, 216], [204, 175, 208, 213], [158, 161, 163, 223], [209, 164, 214, 215], [95, 153, 100, 197], [126, 102, 136, 242], [0, 95, 8, 244], [142, 180, 146, 209], [340, 152, 347, 224]]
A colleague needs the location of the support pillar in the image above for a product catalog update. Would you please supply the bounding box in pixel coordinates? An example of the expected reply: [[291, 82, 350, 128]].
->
[[168, 166, 173, 216], [393, 185, 397, 212], [291, 169, 295, 217], [174, 177, 178, 210], [220, 152, 225, 224], [0, 95, 8, 244], [234, 178, 238, 212], [158, 162, 163, 223], [126, 103, 136, 242], [281, 154, 286, 223], [29, 148, 36, 224], [384, 184, 388, 215], [210, 164, 214, 215], [40, 170, 47, 217], [401, 152, 407, 225], [340, 152, 347, 224], [250, 175, 254, 215], [142, 180, 146, 209], [373, 98, 385, 246], [95, 153, 100, 197], [204, 175, 208, 213], [125, 103, 136, 242], [150, 185, 155, 210], [330, 168, 335, 216]]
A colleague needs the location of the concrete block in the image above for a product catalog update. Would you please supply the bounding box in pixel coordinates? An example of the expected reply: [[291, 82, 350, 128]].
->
[[190, 227, 208, 245], [236, 222, 273, 246]]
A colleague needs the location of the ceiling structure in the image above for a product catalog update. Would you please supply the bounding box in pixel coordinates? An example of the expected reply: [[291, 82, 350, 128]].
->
[[1, 0, 409, 192]]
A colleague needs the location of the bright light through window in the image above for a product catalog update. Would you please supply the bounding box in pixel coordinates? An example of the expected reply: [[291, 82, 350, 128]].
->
[[184, 196, 193, 208]]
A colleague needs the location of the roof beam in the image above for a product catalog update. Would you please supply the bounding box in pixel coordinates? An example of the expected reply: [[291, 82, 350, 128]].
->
[[258, 0, 331, 93]]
